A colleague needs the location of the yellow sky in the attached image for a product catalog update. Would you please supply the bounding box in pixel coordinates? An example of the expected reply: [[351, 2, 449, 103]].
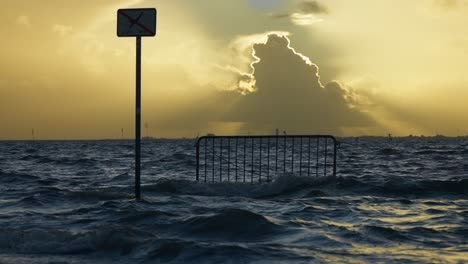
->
[[1, 0, 468, 139]]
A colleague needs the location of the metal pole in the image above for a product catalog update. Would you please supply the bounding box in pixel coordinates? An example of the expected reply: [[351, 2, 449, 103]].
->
[[135, 36, 142, 200]]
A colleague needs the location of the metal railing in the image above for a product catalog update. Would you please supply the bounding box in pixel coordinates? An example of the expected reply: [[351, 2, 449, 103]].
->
[[195, 135, 337, 183]]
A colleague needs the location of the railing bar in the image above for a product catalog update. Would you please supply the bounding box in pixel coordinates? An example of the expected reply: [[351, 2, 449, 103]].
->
[[235, 137, 238, 182], [292, 138, 295, 174], [307, 137, 311, 177], [212, 137, 215, 183], [244, 138, 247, 182], [299, 137, 303, 177], [204, 140, 207, 182], [251, 137, 254, 183], [316, 138, 319, 177], [228, 138, 230, 182], [324, 138, 328, 177], [267, 138, 270, 182], [196, 141, 200, 181], [275, 136, 278, 174], [219, 138, 222, 182], [283, 137, 286, 175], [259, 137, 262, 183], [333, 139, 337, 176]]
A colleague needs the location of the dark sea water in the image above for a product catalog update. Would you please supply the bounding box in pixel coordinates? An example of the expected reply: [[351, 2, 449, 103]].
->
[[0, 138, 467, 263]]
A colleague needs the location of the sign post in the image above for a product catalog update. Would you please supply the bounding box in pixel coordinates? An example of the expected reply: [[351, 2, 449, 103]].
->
[[117, 8, 157, 200]]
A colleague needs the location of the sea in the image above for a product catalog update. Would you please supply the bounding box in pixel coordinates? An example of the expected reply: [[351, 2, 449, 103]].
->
[[0, 137, 467, 263]]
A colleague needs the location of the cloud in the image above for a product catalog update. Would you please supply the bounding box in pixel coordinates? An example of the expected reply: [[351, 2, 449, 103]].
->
[[223, 34, 375, 134], [16, 15, 31, 28], [247, 0, 281, 10], [290, 13, 324, 26], [270, 1, 328, 26], [150, 34, 375, 136], [216, 31, 291, 93], [52, 24, 72, 36], [434, 0, 458, 9], [297, 0, 329, 14]]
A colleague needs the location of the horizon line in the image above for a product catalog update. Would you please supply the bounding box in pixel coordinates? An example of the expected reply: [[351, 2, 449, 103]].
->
[[1, 134, 467, 141]]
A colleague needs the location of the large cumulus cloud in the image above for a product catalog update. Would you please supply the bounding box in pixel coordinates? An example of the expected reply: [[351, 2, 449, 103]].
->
[[151, 34, 375, 136], [223, 34, 374, 134]]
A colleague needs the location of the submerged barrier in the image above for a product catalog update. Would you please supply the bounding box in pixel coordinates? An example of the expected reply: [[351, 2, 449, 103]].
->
[[195, 135, 337, 183]]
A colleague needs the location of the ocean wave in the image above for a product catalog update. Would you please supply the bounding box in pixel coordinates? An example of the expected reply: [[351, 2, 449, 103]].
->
[[19, 154, 50, 162], [361, 225, 408, 241], [117, 210, 178, 223], [25, 148, 37, 154], [16, 196, 44, 207], [112, 172, 131, 181], [0, 226, 154, 254], [143, 239, 266, 263], [376, 147, 401, 155], [156, 152, 196, 167], [174, 208, 285, 241], [59, 157, 98, 166], [0, 171, 40, 183], [143, 174, 334, 198], [142, 173, 468, 198], [19, 154, 99, 167], [64, 189, 133, 201], [333, 176, 468, 196], [414, 149, 460, 155]]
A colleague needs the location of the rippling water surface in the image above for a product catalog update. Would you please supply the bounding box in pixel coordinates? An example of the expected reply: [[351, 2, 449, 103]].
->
[[0, 138, 467, 263]]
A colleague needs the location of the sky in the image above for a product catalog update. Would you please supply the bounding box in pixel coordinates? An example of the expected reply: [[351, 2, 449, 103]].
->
[[1, 0, 468, 139]]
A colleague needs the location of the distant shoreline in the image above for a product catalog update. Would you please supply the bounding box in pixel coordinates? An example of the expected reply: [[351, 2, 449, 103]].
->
[[1, 135, 467, 142]]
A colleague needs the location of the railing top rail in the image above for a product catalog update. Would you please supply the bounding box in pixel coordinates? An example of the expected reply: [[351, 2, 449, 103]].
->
[[196, 135, 337, 146]]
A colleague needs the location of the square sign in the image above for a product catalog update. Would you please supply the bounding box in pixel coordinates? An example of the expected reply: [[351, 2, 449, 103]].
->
[[117, 8, 156, 37]]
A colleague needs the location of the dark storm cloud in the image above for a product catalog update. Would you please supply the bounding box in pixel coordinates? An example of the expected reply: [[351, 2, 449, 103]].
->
[[224, 34, 374, 134], [297, 0, 329, 14]]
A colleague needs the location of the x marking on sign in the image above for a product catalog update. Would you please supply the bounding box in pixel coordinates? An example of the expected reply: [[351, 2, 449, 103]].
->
[[118, 10, 155, 35]]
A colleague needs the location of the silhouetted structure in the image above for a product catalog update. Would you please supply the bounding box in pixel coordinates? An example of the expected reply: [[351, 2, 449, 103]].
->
[[195, 135, 337, 183]]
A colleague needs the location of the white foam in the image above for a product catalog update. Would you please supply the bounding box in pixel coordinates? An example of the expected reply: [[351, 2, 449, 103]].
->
[[149, 174, 335, 198]]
